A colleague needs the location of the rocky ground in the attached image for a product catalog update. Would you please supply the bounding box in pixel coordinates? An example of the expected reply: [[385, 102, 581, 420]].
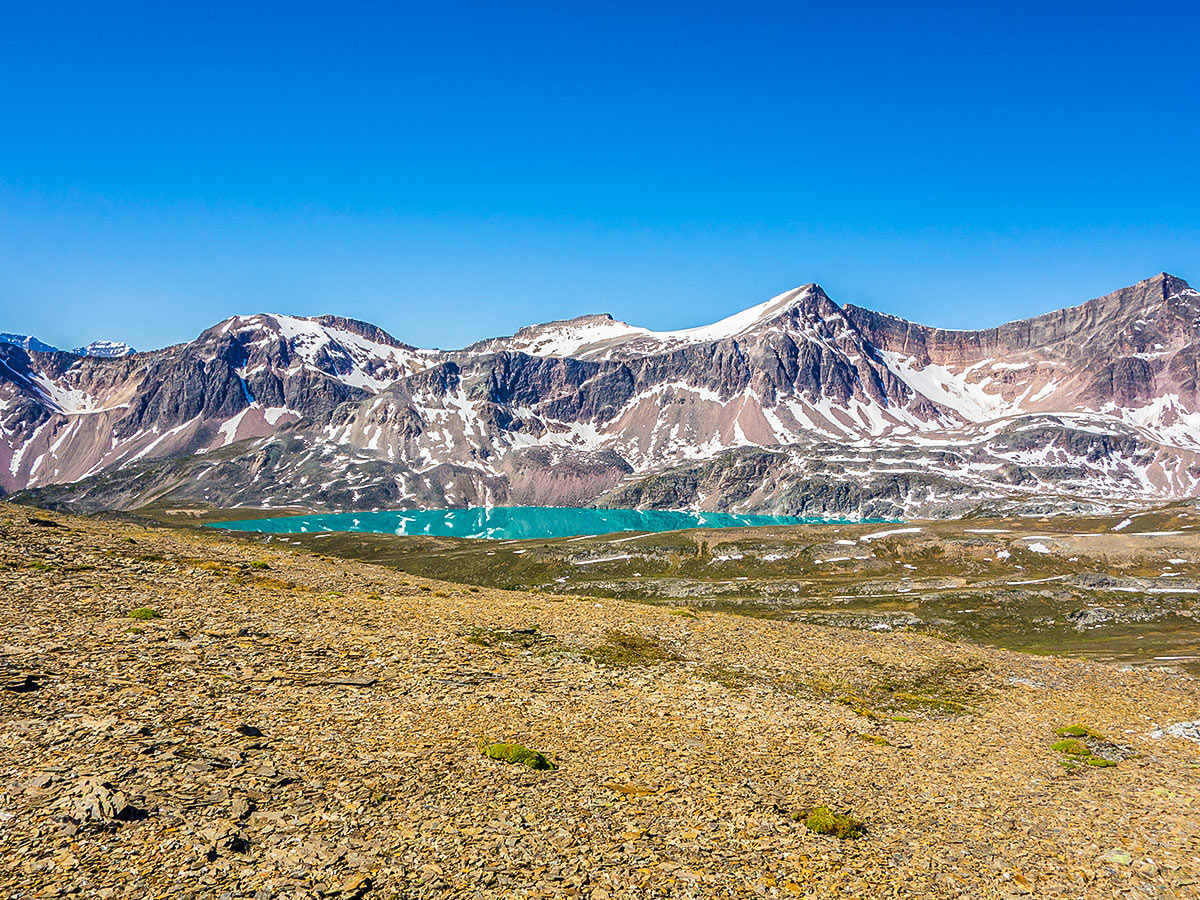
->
[[215, 504, 1200, 675], [3, 506, 1200, 898]]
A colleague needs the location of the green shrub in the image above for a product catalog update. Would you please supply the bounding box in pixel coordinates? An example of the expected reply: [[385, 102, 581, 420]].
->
[[802, 806, 865, 839]]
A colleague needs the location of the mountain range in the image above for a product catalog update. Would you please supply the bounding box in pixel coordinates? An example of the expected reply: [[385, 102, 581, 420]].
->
[[4, 272, 1199, 518], [0, 334, 136, 358]]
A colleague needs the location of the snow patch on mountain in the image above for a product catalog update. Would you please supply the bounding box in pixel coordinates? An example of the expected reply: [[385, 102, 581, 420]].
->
[[875, 351, 1016, 423], [74, 340, 135, 357], [229, 313, 432, 389], [661, 285, 815, 342], [490, 316, 654, 358], [0, 333, 60, 354], [36, 379, 86, 413], [1104, 395, 1200, 452]]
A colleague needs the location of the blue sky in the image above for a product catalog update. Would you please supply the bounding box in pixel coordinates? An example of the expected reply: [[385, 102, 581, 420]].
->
[[1, 0, 1197, 351]]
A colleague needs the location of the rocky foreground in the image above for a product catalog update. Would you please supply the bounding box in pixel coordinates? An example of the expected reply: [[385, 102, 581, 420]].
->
[[2, 508, 1199, 898]]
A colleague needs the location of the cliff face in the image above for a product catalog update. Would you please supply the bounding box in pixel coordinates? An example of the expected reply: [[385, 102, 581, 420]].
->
[[844, 273, 1200, 413], [6, 274, 1200, 516]]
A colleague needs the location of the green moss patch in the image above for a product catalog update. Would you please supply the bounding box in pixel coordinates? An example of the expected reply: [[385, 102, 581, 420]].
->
[[479, 741, 557, 771], [826, 658, 981, 720], [1051, 738, 1090, 756], [582, 630, 679, 667], [254, 576, 296, 591], [128, 607, 161, 620], [801, 806, 866, 839], [834, 695, 882, 720], [855, 733, 892, 746], [1052, 733, 1120, 769], [890, 691, 970, 715], [1054, 723, 1106, 740]]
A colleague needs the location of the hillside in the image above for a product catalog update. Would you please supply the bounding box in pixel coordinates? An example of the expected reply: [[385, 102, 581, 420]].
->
[[226, 502, 1200, 674], [2, 507, 1199, 897], [5, 273, 1200, 517]]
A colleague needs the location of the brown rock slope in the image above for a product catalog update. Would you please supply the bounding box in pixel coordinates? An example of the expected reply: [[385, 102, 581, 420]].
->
[[2, 508, 1198, 898]]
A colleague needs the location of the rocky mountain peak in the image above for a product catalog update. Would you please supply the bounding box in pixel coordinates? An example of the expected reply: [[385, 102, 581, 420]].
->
[[203, 313, 407, 347], [73, 340, 135, 358], [306, 315, 414, 350], [1153, 271, 1192, 291], [0, 333, 60, 355], [1157, 272, 1199, 309], [467, 284, 836, 362], [1071, 273, 1200, 352]]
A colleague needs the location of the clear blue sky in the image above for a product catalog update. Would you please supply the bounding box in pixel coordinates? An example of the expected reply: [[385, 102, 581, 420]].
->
[[2, 0, 1197, 351]]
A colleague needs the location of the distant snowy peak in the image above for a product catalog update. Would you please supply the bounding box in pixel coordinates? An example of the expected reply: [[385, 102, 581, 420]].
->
[[468, 313, 652, 359], [73, 340, 135, 358], [0, 334, 136, 357], [476, 284, 825, 360], [666, 283, 823, 342], [0, 333, 59, 354]]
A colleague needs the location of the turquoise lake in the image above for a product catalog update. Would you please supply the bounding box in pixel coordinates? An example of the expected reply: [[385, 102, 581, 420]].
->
[[209, 506, 884, 541]]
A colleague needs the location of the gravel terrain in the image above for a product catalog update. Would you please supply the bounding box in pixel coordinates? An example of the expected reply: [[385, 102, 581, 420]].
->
[[2, 506, 1199, 898]]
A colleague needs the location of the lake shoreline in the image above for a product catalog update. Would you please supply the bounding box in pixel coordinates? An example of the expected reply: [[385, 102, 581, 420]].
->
[[206, 504, 900, 541]]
